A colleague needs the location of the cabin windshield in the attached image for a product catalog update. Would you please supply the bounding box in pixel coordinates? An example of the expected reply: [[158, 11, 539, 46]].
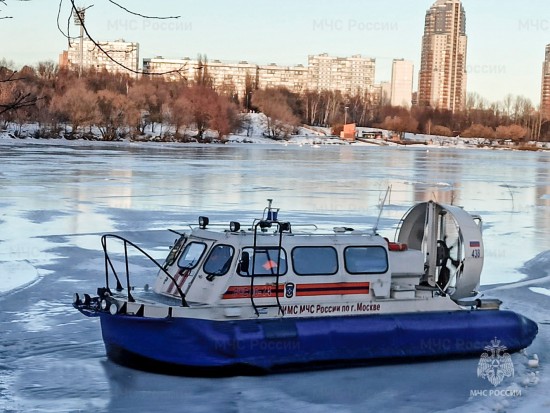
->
[[177, 242, 206, 269], [238, 247, 287, 276]]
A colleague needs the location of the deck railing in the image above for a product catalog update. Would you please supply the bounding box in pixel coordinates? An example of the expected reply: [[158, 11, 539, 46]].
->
[[101, 234, 188, 307]]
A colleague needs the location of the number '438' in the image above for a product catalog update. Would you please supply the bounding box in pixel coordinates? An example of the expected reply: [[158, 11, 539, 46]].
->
[[471, 249, 481, 258]]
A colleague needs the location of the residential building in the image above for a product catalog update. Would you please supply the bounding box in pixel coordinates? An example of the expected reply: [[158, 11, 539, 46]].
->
[[307, 53, 376, 95], [257, 63, 308, 93], [143, 57, 258, 99], [391, 59, 414, 107], [541, 44, 550, 119], [411, 91, 419, 106], [206, 60, 258, 98], [379, 82, 392, 106], [367, 83, 387, 107], [143, 53, 376, 99], [418, 0, 467, 112], [61, 38, 139, 75], [142, 57, 193, 82]]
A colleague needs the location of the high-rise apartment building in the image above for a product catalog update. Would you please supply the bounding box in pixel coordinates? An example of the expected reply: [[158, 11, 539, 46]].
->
[[541, 44, 550, 119], [418, 0, 467, 112], [142, 57, 193, 82], [379, 81, 392, 106], [61, 39, 139, 75], [143, 57, 258, 98], [144, 58, 309, 98], [143, 54, 375, 100], [307, 53, 376, 95], [390, 59, 414, 107], [206, 60, 259, 97], [257, 63, 308, 93]]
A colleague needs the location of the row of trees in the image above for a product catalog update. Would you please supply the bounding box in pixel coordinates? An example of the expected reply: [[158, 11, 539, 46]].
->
[[372, 103, 544, 142], [0, 61, 241, 141], [248, 80, 548, 141], [2, 59, 550, 142], [264, 89, 548, 142], [2, 1, 548, 142]]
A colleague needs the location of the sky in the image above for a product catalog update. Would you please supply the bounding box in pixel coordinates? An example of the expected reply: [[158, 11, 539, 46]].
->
[[1, 0, 549, 105]]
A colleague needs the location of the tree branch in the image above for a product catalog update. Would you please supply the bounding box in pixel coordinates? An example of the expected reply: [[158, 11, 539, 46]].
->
[[1, 0, 31, 19], [0, 71, 27, 83], [0, 93, 40, 116], [106, 0, 180, 20], [55, 0, 80, 41], [62, 0, 186, 77]]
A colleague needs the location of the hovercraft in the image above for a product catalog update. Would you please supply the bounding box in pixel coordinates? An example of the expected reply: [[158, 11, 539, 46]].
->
[[73, 200, 538, 375]]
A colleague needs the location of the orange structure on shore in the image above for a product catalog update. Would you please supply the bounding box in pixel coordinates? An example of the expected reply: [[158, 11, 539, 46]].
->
[[340, 123, 356, 141]]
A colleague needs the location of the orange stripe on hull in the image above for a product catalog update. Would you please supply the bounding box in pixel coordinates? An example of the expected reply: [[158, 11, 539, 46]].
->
[[296, 282, 370, 296], [221, 282, 370, 299], [222, 286, 284, 300], [296, 289, 370, 296]]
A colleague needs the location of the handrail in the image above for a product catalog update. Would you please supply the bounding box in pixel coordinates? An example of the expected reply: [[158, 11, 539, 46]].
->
[[250, 222, 261, 316], [274, 228, 285, 315], [101, 234, 188, 307], [250, 220, 290, 317]]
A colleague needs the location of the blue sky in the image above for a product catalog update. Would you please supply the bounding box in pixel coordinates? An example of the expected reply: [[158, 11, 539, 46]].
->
[[1, 0, 549, 105]]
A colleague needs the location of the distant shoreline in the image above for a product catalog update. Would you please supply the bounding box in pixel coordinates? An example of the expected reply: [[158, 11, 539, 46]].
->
[[1, 125, 549, 152]]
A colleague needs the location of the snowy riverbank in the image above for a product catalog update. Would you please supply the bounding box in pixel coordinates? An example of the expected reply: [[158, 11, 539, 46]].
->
[[2, 113, 549, 151]]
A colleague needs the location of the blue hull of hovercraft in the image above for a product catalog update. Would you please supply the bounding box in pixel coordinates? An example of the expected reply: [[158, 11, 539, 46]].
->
[[97, 310, 538, 375]]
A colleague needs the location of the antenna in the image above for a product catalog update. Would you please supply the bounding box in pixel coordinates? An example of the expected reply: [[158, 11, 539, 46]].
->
[[373, 185, 392, 235]]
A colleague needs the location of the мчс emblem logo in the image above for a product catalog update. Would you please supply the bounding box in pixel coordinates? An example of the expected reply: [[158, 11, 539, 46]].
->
[[285, 282, 295, 298], [477, 338, 514, 386]]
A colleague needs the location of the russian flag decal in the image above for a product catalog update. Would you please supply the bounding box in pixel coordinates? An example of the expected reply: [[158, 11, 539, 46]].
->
[[470, 241, 480, 247]]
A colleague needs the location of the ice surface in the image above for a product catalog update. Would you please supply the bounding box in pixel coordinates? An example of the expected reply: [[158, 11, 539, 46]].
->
[[0, 138, 549, 412], [530, 287, 550, 297], [0, 261, 40, 295]]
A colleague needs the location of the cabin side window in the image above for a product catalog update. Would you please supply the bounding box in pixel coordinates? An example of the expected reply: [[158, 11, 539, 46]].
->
[[238, 247, 287, 277], [203, 244, 234, 276], [177, 242, 206, 269], [292, 246, 338, 276], [344, 246, 388, 274]]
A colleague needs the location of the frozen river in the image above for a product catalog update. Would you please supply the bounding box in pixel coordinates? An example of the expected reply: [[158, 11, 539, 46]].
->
[[1, 140, 549, 412]]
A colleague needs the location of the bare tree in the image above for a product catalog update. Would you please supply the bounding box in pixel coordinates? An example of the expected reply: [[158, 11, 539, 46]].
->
[[50, 79, 96, 135], [252, 89, 300, 139], [243, 72, 257, 111], [431, 125, 453, 137], [462, 124, 495, 140], [210, 96, 240, 139], [502, 94, 513, 118], [0, 67, 39, 116], [194, 54, 214, 88], [376, 115, 418, 139], [127, 79, 168, 133], [186, 85, 218, 139], [495, 124, 528, 143], [95, 89, 128, 140], [166, 94, 193, 137]]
